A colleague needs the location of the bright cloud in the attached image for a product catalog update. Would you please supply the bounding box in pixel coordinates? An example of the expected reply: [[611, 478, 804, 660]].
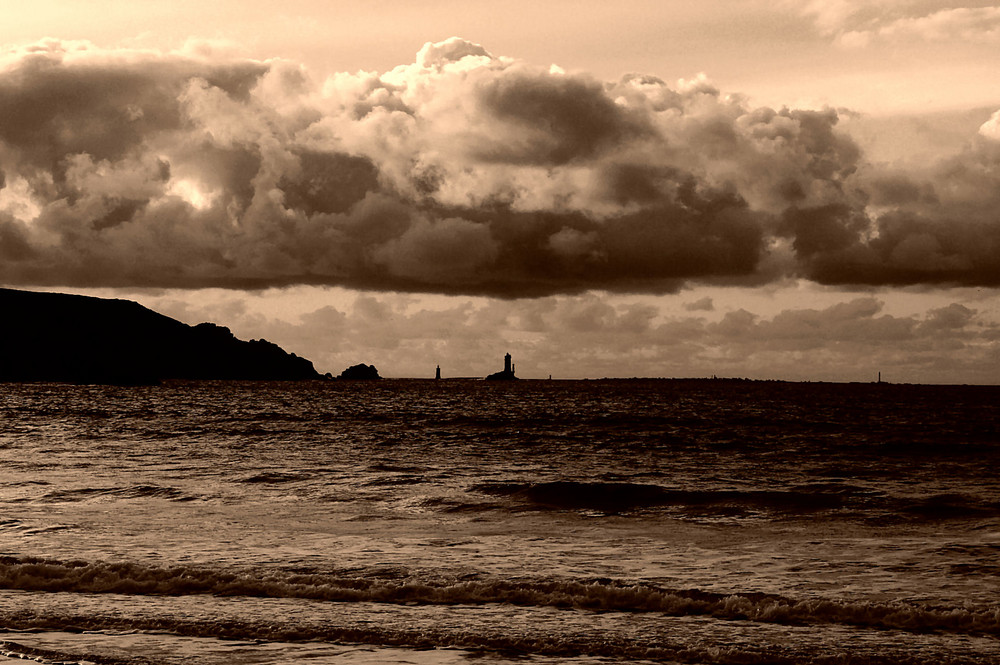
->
[[980, 109, 1000, 140]]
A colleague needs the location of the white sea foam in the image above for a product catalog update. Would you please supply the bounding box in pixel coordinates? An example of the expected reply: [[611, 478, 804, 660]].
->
[[1, 556, 997, 637]]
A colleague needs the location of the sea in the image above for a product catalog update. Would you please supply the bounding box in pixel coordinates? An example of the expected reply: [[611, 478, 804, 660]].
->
[[1, 379, 999, 665]]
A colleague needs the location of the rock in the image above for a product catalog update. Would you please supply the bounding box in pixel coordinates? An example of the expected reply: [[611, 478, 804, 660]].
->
[[485, 369, 518, 381], [337, 363, 381, 380], [485, 352, 519, 380]]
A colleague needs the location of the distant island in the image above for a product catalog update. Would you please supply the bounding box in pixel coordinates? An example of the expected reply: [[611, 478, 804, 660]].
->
[[485, 352, 518, 381], [337, 363, 381, 380], [0, 288, 321, 384]]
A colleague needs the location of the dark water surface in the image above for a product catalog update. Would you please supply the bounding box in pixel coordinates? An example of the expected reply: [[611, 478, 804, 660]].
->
[[1, 379, 998, 664]]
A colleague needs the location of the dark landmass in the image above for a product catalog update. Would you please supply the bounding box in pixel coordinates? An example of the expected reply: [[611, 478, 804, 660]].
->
[[0, 288, 321, 384], [485, 352, 519, 381], [338, 363, 381, 380], [484, 369, 518, 381]]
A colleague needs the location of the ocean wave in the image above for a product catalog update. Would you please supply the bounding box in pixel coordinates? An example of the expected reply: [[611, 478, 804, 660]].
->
[[1, 556, 997, 637], [26, 485, 196, 503], [1, 640, 92, 665], [367, 463, 433, 473], [0, 615, 995, 665], [362, 475, 428, 487], [0, 519, 74, 535], [237, 472, 313, 484], [467, 481, 1000, 522], [470, 481, 865, 514], [901, 494, 1000, 519]]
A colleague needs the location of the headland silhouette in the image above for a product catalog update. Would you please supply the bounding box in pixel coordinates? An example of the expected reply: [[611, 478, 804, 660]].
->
[[0, 288, 321, 384]]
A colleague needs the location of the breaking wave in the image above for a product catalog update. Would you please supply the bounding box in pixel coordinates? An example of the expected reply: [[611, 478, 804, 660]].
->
[[1, 556, 997, 637], [0, 626, 992, 665]]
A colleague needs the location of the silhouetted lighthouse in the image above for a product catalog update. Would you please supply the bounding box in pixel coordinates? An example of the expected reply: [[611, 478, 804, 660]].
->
[[485, 352, 518, 380], [435, 365, 441, 380]]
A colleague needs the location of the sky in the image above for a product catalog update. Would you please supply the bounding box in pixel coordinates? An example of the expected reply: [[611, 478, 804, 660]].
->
[[2, 0, 1000, 382]]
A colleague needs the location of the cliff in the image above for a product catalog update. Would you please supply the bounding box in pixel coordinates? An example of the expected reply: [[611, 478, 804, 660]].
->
[[0, 288, 321, 383]]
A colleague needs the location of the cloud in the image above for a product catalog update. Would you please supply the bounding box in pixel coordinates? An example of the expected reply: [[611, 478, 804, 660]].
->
[[981, 109, 1000, 141], [0, 37, 998, 295], [790, 2, 1000, 46], [782, 134, 1000, 286], [684, 296, 715, 312], [133, 287, 999, 383], [843, 6, 1000, 46], [415, 37, 494, 69], [372, 216, 500, 284]]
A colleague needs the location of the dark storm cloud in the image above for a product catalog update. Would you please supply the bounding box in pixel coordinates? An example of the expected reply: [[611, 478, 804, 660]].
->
[[473, 72, 650, 165], [779, 204, 869, 258], [866, 173, 938, 207], [0, 43, 265, 177], [802, 209, 1000, 286], [0, 217, 33, 260], [278, 150, 379, 215], [0, 38, 998, 294], [784, 140, 1000, 286]]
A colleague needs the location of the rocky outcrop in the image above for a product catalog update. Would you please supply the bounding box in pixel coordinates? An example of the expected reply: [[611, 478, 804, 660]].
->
[[485, 352, 518, 381], [337, 363, 381, 380], [0, 288, 321, 383], [485, 369, 518, 380]]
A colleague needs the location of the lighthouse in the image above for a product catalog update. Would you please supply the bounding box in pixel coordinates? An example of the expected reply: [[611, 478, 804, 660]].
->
[[485, 352, 519, 380]]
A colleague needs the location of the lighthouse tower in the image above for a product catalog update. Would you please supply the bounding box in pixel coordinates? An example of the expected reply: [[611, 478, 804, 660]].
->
[[486, 352, 519, 380]]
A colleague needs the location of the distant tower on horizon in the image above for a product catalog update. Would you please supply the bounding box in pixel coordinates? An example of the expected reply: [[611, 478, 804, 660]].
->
[[435, 365, 441, 380], [485, 352, 519, 380]]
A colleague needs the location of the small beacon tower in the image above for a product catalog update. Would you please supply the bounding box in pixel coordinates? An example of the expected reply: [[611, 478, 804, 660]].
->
[[435, 365, 441, 380]]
